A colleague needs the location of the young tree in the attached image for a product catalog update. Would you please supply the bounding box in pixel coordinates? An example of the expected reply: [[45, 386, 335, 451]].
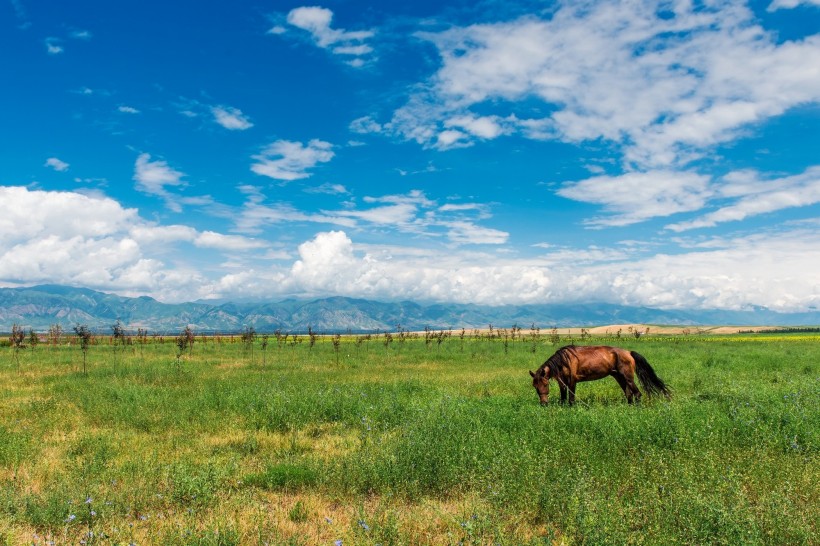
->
[[241, 326, 256, 363], [261, 334, 269, 365], [48, 323, 63, 348], [10, 324, 26, 368], [183, 325, 195, 356], [174, 329, 189, 371], [28, 328, 39, 354], [73, 324, 92, 374], [332, 333, 341, 364], [111, 320, 126, 362]]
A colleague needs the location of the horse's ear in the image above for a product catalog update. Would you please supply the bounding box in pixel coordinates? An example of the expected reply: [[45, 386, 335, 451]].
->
[[529, 370, 535, 377]]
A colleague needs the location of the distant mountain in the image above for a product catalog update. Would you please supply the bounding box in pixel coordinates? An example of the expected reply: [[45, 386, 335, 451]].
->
[[0, 284, 818, 333]]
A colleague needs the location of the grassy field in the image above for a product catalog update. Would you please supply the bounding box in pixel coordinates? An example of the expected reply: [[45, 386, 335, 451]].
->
[[0, 331, 818, 545]]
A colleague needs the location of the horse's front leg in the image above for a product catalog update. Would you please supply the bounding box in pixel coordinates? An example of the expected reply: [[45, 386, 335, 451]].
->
[[558, 382, 567, 404]]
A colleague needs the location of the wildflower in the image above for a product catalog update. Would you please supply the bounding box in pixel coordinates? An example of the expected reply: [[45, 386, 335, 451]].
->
[[90, 510, 97, 517], [325, 517, 333, 524], [85, 496, 93, 504], [65, 514, 76, 522], [335, 541, 343, 546], [358, 520, 370, 531]]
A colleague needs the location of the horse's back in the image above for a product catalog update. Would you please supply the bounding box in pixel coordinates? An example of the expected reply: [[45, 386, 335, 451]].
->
[[570, 345, 625, 380]]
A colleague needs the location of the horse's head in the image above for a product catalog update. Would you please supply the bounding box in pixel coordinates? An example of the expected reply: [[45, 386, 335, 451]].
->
[[529, 367, 550, 405]]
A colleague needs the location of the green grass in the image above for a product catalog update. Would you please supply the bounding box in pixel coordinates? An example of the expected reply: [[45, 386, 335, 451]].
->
[[0, 333, 817, 545]]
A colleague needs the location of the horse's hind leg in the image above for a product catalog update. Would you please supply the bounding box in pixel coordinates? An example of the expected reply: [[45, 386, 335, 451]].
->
[[612, 373, 633, 403], [624, 372, 642, 403]]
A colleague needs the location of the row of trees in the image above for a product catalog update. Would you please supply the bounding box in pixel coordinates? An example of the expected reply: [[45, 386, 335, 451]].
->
[[7, 320, 658, 373]]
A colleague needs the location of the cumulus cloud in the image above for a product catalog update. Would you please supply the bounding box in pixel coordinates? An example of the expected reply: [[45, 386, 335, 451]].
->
[[386, 1, 820, 167], [0, 187, 268, 300], [118, 105, 140, 114], [45, 157, 69, 172], [251, 139, 334, 181], [222, 229, 819, 312], [2, 187, 817, 311], [211, 105, 253, 130], [282, 6, 375, 67]]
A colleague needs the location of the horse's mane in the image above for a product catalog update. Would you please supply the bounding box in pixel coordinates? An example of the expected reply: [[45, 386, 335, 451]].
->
[[540, 345, 577, 377]]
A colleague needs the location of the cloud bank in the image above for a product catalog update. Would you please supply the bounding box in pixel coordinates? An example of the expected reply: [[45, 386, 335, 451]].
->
[[1, 187, 817, 312]]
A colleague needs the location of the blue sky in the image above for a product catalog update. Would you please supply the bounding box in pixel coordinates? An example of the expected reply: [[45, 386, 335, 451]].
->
[[2, 0, 819, 311]]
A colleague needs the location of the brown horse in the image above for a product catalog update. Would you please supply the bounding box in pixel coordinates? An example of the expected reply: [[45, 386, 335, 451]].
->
[[529, 345, 670, 405]]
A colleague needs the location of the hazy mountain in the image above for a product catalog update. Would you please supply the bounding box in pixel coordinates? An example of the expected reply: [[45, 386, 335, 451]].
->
[[0, 285, 817, 333]]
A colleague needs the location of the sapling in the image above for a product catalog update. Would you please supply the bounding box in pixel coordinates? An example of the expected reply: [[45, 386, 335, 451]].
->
[[261, 335, 269, 365], [10, 324, 25, 369], [183, 325, 195, 356], [111, 320, 126, 363], [241, 326, 256, 363], [28, 328, 39, 355], [73, 324, 92, 374], [308, 326, 317, 353], [137, 328, 148, 362], [174, 335, 184, 371], [332, 333, 341, 364]]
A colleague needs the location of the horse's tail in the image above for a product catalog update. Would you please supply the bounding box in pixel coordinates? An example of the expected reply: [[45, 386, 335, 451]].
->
[[631, 351, 671, 398]]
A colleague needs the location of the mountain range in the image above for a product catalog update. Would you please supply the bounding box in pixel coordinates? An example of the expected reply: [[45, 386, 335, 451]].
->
[[0, 284, 818, 333]]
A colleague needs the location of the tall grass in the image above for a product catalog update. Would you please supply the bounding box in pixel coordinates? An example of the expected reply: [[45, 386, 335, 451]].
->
[[0, 333, 817, 544]]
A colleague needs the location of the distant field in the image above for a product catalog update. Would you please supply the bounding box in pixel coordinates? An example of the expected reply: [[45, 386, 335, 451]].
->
[[1, 331, 817, 545]]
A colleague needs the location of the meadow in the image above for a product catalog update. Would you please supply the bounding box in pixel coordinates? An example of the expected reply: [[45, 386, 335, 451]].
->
[[0, 329, 817, 545]]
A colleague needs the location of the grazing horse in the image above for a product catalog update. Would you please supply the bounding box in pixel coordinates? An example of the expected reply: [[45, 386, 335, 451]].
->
[[529, 345, 670, 405]]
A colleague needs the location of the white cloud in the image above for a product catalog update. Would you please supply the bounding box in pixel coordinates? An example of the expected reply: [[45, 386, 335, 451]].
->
[[194, 231, 266, 251], [251, 139, 334, 181], [70, 29, 92, 40], [444, 114, 508, 139], [443, 221, 509, 245], [334, 203, 420, 226], [0, 187, 270, 300], [133, 153, 187, 212], [557, 171, 712, 227], [45, 38, 63, 54], [666, 166, 820, 231], [284, 6, 375, 66], [349, 116, 383, 134], [2, 187, 817, 311], [234, 228, 819, 311], [768, 0, 820, 10], [234, 202, 357, 234], [304, 183, 349, 195], [363, 189, 435, 207], [387, 1, 820, 168], [45, 157, 69, 172], [211, 105, 254, 130], [118, 105, 140, 114]]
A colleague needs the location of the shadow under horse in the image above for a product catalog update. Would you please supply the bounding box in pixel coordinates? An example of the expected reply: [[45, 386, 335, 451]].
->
[[530, 345, 671, 405]]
